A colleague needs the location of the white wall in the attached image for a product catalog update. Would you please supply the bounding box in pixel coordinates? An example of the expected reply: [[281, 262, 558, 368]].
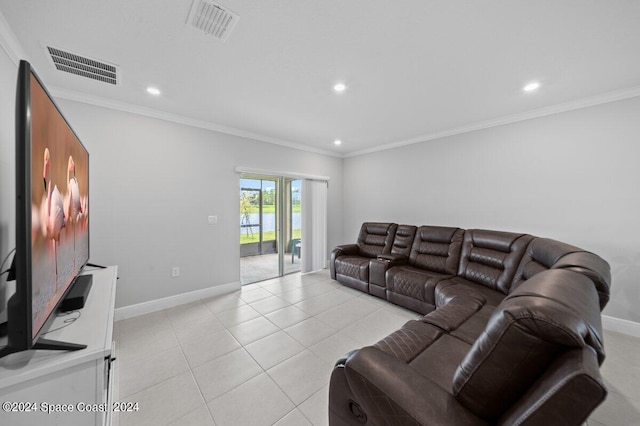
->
[[343, 96, 640, 324], [0, 41, 16, 322], [0, 34, 343, 311], [56, 101, 343, 308]]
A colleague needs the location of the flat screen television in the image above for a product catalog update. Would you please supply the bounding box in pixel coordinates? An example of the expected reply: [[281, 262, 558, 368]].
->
[[0, 60, 91, 359]]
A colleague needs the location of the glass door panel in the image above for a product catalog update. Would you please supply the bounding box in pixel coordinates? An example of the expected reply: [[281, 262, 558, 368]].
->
[[239, 175, 302, 284], [240, 177, 279, 284]]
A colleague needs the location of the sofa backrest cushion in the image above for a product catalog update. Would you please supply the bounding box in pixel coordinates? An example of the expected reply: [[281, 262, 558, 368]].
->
[[452, 269, 604, 421], [390, 224, 417, 257], [408, 226, 464, 274], [457, 229, 533, 294], [513, 237, 611, 310], [357, 222, 397, 258]]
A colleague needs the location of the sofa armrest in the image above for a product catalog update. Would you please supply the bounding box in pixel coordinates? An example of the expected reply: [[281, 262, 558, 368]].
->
[[330, 244, 359, 279], [378, 253, 408, 262], [335, 244, 359, 256], [343, 347, 486, 425], [370, 255, 408, 287]]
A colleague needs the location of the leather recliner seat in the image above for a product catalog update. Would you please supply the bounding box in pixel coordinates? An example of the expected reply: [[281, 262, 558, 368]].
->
[[329, 223, 611, 425], [330, 222, 397, 292]]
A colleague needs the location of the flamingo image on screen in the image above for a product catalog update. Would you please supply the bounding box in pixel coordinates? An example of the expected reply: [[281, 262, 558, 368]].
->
[[40, 148, 65, 290]]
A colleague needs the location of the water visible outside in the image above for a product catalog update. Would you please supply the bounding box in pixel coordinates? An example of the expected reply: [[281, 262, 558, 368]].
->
[[240, 212, 301, 233]]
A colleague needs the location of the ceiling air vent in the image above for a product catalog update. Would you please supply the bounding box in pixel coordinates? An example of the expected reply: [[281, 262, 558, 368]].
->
[[45, 46, 119, 85], [186, 0, 239, 42]]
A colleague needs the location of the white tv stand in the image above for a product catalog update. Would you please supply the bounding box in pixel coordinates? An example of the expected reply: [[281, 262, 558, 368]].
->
[[0, 266, 118, 426]]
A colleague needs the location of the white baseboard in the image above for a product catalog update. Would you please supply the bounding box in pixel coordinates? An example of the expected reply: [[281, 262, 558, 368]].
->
[[114, 281, 241, 321], [602, 315, 640, 338]]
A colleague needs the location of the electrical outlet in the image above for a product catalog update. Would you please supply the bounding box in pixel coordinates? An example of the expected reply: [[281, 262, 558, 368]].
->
[[208, 215, 217, 224], [172, 267, 180, 277]]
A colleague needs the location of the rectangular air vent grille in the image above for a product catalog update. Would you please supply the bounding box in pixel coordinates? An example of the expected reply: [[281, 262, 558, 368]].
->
[[46, 46, 119, 85], [186, 0, 239, 41]]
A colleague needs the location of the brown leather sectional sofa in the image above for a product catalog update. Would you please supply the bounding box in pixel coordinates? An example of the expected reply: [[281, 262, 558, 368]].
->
[[329, 222, 611, 425]]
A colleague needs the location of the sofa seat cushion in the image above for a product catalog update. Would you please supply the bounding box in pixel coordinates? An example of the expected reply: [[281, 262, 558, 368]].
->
[[421, 297, 484, 333], [373, 320, 442, 363], [387, 265, 451, 303], [409, 334, 472, 393], [335, 256, 371, 281], [449, 305, 495, 345], [436, 277, 506, 308]]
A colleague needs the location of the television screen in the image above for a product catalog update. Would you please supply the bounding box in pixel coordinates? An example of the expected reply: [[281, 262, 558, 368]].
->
[[1, 60, 90, 360], [29, 72, 89, 340]]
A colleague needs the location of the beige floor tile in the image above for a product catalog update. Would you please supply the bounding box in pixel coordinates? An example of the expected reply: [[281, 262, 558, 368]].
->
[[192, 348, 262, 402], [279, 284, 335, 304], [238, 287, 274, 304], [215, 304, 261, 327], [180, 329, 241, 368], [203, 293, 246, 313], [293, 289, 354, 316], [118, 346, 190, 398], [171, 313, 226, 345], [308, 332, 362, 365], [117, 325, 179, 363], [265, 305, 311, 329], [164, 300, 214, 327], [208, 373, 295, 426], [249, 295, 291, 315], [589, 389, 640, 425], [267, 350, 333, 405], [244, 330, 305, 370], [112, 272, 640, 426], [315, 297, 382, 329], [118, 372, 203, 426], [273, 408, 313, 426], [228, 316, 280, 345], [167, 405, 215, 426], [298, 385, 330, 426], [285, 317, 338, 347]]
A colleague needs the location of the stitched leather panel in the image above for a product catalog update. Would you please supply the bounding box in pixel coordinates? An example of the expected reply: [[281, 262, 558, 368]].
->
[[387, 267, 450, 304], [413, 242, 449, 272], [390, 225, 417, 256], [394, 275, 426, 301], [464, 263, 502, 289], [374, 328, 431, 363], [458, 230, 533, 294], [357, 222, 397, 258], [335, 257, 369, 280], [469, 247, 506, 270], [409, 226, 464, 275]]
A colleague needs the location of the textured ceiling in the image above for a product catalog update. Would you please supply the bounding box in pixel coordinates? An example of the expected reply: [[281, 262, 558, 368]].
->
[[1, 0, 640, 157]]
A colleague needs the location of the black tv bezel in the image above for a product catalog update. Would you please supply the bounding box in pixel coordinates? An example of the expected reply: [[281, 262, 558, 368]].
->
[[2, 60, 90, 358]]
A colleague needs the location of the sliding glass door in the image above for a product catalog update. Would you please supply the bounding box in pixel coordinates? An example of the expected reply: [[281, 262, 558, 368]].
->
[[240, 174, 301, 284]]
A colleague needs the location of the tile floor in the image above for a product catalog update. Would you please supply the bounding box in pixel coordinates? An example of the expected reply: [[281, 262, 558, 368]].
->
[[112, 270, 640, 426], [240, 253, 301, 285]]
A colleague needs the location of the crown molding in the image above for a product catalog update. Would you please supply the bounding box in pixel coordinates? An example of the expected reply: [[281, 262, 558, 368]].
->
[[344, 86, 640, 158], [0, 8, 27, 65], [4, 9, 640, 161], [1, 11, 341, 159], [49, 87, 343, 158]]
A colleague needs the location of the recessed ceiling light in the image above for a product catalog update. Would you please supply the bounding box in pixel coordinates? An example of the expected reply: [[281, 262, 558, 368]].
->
[[523, 81, 541, 93], [333, 83, 347, 93], [146, 86, 161, 95], [334, 139, 342, 146]]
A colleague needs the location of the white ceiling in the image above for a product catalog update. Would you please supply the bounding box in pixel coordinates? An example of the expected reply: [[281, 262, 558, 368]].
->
[[1, 0, 640, 157]]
